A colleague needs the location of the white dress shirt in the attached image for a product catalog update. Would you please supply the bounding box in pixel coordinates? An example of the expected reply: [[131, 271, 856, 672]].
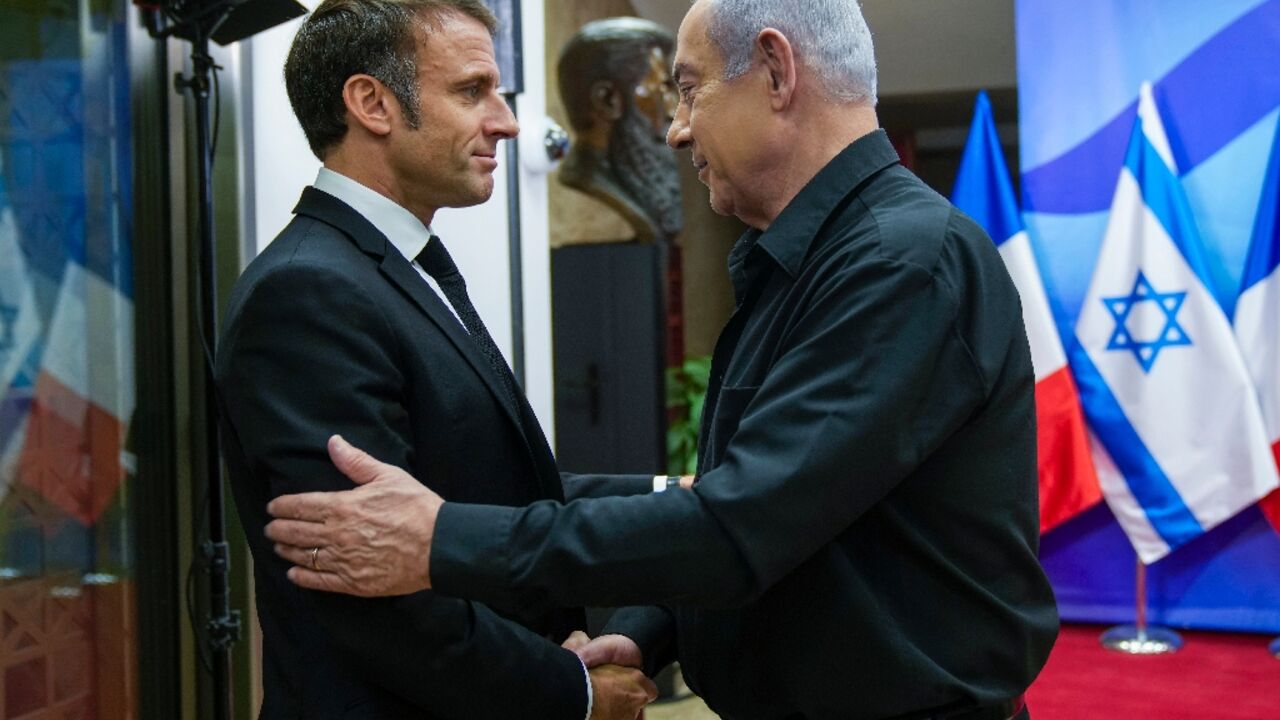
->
[[312, 167, 467, 331]]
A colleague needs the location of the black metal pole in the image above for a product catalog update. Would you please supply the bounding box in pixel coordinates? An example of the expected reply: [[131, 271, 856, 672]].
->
[[177, 28, 238, 720]]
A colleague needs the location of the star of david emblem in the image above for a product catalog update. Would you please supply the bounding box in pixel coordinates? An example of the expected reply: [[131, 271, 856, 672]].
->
[[1102, 271, 1192, 373], [0, 304, 17, 354]]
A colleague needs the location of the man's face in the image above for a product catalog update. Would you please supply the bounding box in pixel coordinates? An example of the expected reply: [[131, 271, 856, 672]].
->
[[668, 0, 768, 222], [389, 10, 518, 214]]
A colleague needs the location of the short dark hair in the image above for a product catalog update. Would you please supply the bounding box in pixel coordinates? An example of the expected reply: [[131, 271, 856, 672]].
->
[[557, 17, 674, 133], [285, 0, 498, 159]]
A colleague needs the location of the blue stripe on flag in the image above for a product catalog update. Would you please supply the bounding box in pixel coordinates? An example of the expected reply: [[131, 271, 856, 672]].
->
[[1124, 125, 1233, 315], [951, 91, 1024, 247], [1020, 0, 1280, 214], [1240, 121, 1280, 292], [1065, 336, 1204, 549]]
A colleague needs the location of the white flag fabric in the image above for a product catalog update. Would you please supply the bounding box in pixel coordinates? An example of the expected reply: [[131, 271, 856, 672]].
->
[[1070, 83, 1279, 563], [17, 260, 135, 525]]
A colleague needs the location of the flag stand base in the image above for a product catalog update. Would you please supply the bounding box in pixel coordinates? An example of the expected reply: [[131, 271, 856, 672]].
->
[[1102, 559, 1182, 655], [1100, 624, 1183, 655]]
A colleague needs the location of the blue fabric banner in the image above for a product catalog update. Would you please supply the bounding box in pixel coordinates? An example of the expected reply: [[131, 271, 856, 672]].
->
[[1018, 0, 1280, 632]]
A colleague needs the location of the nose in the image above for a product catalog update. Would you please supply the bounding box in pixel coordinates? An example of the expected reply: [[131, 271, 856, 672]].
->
[[489, 95, 519, 139], [667, 106, 690, 150]]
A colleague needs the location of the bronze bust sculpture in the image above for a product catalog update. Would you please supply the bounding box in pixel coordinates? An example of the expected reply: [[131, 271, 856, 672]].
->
[[557, 17, 682, 244]]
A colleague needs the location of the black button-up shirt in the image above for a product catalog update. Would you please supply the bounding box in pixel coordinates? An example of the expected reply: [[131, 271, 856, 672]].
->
[[435, 130, 1059, 719], [663, 129, 1058, 719]]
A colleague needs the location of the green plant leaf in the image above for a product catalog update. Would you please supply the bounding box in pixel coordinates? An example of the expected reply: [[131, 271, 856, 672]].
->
[[665, 354, 712, 477]]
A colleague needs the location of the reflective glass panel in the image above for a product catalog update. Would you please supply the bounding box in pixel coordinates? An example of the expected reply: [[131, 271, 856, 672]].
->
[[0, 0, 137, 716]]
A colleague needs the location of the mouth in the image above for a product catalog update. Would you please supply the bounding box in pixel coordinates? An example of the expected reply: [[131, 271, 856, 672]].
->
[[693, 158, 709, 181], [473, 152, 499, 170]]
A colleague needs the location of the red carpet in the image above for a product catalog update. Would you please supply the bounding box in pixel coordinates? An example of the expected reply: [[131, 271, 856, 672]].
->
[[1025, 624, 1280, 719]]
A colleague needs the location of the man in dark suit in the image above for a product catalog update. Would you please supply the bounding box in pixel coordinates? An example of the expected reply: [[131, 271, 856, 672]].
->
[[263, 0, 1059, 718], [215, 0, 655, 717]]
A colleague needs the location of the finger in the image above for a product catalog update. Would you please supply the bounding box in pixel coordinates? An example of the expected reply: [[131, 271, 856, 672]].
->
[[272, 542, 319, 569], [287, 566, 368, 596], [576, 639, 619, 668], [264, 517, 332, 547], [576, 641, 605, 668], [586, 635, 642, 668], [638, 674, 658, 701], [266, 491, 337, 522], [562, 630, 591, 651], [328, 434, 384, 486]]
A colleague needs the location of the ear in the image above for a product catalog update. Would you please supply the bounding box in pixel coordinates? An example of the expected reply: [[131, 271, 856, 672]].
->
[[756, 28, 797, 111], [342, 74, 395, 138], [588, 79, 625, 122]]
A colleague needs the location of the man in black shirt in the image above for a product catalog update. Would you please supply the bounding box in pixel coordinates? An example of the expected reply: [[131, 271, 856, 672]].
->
[[265, 0, 1058, 717]]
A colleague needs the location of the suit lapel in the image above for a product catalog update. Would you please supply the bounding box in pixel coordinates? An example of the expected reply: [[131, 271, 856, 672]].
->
[[293, 188, 544, 473], [377, 255, 529, 428], [512, 391, 567, 502]]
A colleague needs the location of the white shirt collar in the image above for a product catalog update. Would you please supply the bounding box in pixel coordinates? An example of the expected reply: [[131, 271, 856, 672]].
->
[[312, 167, 435, 263]]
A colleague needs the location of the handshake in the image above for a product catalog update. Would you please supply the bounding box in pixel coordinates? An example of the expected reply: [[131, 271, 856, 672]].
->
[[563, 632, 658, 720]]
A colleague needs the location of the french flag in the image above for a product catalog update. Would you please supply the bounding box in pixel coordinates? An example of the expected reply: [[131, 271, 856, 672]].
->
[[952, 91, 1102, 532], [1235, 119, 1280, 533], [17, 261, 134, 525]]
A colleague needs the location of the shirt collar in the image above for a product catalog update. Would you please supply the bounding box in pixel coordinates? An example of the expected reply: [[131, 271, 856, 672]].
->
[[313, 167, 435, 263], [733, 129, 901, 286]]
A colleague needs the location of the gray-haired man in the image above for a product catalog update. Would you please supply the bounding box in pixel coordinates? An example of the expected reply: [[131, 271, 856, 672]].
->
[[265, 1, 1059, 717]]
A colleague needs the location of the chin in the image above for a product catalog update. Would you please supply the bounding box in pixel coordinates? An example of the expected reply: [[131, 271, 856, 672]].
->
[[707, 192, 733, 218], [460, 179, 496, 207]]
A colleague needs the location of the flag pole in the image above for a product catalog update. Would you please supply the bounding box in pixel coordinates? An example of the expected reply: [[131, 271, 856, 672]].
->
[[1270, 635, 1279, 659], [1100, 558, 1182, 654]]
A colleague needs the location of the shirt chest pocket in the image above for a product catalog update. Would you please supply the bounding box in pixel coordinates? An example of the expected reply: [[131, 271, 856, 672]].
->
[[703, 384, 761, 471]]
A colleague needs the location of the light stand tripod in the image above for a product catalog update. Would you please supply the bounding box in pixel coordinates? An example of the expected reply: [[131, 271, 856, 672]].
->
[[142, 1, 303, 717]]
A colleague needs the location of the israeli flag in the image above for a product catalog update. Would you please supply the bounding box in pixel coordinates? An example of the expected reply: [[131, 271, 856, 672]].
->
[[1071, 83, 1279, 563], [0, 159, 40, 505], [0, 168, 38, 394]]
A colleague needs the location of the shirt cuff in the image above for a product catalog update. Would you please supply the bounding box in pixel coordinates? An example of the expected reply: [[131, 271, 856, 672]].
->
[[652, 474, 668, 492], [579, 656, 593, 720]]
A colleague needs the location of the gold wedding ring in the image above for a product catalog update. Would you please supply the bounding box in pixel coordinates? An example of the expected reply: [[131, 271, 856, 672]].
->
[[309, 547, 320, 571]]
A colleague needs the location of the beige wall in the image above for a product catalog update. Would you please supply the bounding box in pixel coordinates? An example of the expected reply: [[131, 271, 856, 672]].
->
[[545, 0, 740, 358]]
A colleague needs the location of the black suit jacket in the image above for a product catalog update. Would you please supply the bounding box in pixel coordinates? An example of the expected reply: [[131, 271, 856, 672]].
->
[[216, 187, 594, 719]]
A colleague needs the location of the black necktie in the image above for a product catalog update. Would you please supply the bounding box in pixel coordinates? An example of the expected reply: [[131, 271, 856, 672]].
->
[[416, 236, 519, 409]]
